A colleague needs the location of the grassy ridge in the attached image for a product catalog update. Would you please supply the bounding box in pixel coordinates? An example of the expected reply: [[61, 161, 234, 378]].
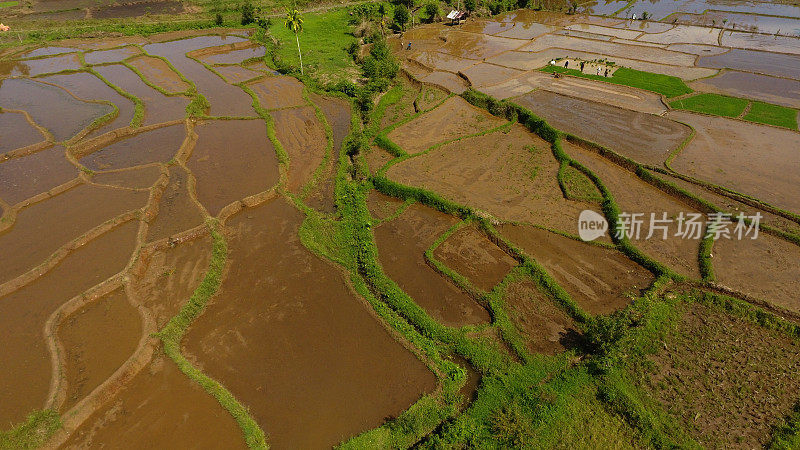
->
[[541, 65, 692, 98], [0, 410, 61, 449], [669, 93, 748, 118]]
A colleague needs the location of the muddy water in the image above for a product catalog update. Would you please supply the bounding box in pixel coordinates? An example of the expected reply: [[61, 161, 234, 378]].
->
[[131, 236, 211, 329], [80, 123, 186, 171], [20, 46, 76, 58], [387, 96, 506, 154], [127, 55, 190, 93], [500, 224, 654, 314], [39, 72, 136, 137], [188, 120, 279, 215], [667, 111, 800, 214], [0, 53, 82, 77], [146, 166, 204, 242], [271, 106, 327, 193], [0, 78, 113, 141], [0, 184, 147, 285], [690, 71, 800, 109], [414, 51, 478, 73], [386, 125, 598, 238], [143, 36, 255, 117], [697, 48, 800, 81], [94, 64, 189, 125], [0, 146, 77, 205], [618, 0, 800, 20], [375, 203, 491, 326], [61, 353, 247, 449], [503, 279, 580, 354], [305, 93, 351, 212], [92, 0, 184, 18], [421, 71, 470, 94], [84, 46, 141, 65], [440, 31, 523, 60], [199, 45, 266, 65], [58, 287, 142, 412], [248, 76, 305, 110], [183, 198, 436, 448], [0, 111, 45, 154], [675, 10, 800, 36], [461, 63, 524, 88], [213, 64, 262, 84], [714, 233, 800, 314], [93, 165, 162, 190], [565, 143, 702, 279], [0, 221, 138, 427], [434, 226, 516, 292], [514, 90, 690, 167]]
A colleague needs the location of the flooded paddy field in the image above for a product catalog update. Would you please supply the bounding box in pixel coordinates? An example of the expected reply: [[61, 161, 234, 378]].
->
[[2, 0, 800, 446]]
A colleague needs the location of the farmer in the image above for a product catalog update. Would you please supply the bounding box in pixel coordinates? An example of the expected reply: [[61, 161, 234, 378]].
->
[[596, 66, 601, 76], [604, 68, 609, 77], [406, 42, 412, 50], [580, 61, 585, 72], [565, 60, 569, 69]]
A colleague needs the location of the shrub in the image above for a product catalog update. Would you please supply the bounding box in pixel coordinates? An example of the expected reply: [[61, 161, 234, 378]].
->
[[214, 12, 223, 26], [584, 311, 631, 356], [464, 0, 476, 11], [393, 4, 410, 30], [240, 1, 255, 25], [361, 40, 399, 82], [423, 2, 440, 22]]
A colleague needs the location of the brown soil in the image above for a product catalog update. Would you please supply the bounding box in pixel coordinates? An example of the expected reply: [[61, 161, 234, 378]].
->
[[640, 302, 800, 449], [365, 146, 394, 175], [146, 166, 204, 243], [0, 78, 112, 141], [380, 78, 419, 130], [374, 203, 491, 326], [0, 110, 46, 155], [433, 226, 517, 292], [0, 184, 147, 285], [502, 279, 580, 354], [92, 1, 185, 19], [61, 353, 247, 449], [187, 120, 279, 215], [182, 198, 436, 449], [248, 76, 305, 110], [566, 142, 702, 279], [648, 169, 800, 238], [127, 55, 190, 93], [414, 51, 478, 73], [417, 84, 448, 112], [697, 48, 800, 81], [39, 72, 136, 138], [143, 36, 255, 117], [197, 44, 265, 65], [80, 123, 186, 170], [84, 46, 141, 65], [499, 224, 653, 315], [0, 146, 77, 205], [94, 64, 189, 125], [439, 31, 524, 60], [58, 288, 142, 412], [0, 221, 138, 427], [420, 71, 469, 94], [667, 111, 800, 214], [92, 165, 162, 190], [514, 90, 689, 167], [213, 64, 261, 84], [130, 235, 211, 329], [366, 190, 405, 222], [270, 106, 327, 194], [690, 71, 800, 109], [386, 124, 598, 237], [305, 92, 351, 213], [714, 233, 800, 314], [461, 62, 524, 88], [0, 53, 82, 77], [387, 96, 506, 154]]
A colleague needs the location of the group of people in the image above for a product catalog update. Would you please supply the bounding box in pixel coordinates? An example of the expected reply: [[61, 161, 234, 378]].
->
[[551, 59, 611, 77]]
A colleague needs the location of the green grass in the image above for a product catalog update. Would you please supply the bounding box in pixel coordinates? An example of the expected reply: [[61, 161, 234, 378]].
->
[[559, 163, 603, 203], [541, 65, 693, 98], [744, 101, 799, 130], [669, 93, 749, 118], [0, 409, 61, 449], [266, 8, 358, 83], [0, 1, 19, 7]]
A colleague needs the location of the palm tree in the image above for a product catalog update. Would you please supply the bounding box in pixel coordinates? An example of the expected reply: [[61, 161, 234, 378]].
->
[[284, 8, 304, 75]]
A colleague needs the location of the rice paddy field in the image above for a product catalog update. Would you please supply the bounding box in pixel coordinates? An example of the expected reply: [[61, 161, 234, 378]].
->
[[1, 0, 800, 448]]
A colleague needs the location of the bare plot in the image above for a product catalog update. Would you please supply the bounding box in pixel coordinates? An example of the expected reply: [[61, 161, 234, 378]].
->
[[433, 225, 517, 292], [0, 146, 76, 205]]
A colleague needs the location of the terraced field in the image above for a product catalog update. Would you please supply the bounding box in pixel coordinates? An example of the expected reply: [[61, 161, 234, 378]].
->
[[2, 2, 800, 448]]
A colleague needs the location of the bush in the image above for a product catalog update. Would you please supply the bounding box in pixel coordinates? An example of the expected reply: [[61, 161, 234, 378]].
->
[[214, 12, 223, 26], [464, 0, 476, 11], [361, 40, 399, 82], [240, 1, 255, 25], [394, 4, 410, 30], [423, 2, 440, 22], [584, 311, 631, 356]]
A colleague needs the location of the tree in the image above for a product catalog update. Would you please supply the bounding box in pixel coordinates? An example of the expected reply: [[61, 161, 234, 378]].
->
[[423, 2, 440, 23], [241, 1, 255, 25], [394, 4, 410, 30], [464, 0, 476, 12], [284, 8, 304, 75]]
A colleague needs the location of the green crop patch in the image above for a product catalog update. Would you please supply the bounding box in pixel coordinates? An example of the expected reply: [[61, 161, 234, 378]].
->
[[744, 101, 799, 130], [669, 93, 748, 118], [541, 65, 693, 98]]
